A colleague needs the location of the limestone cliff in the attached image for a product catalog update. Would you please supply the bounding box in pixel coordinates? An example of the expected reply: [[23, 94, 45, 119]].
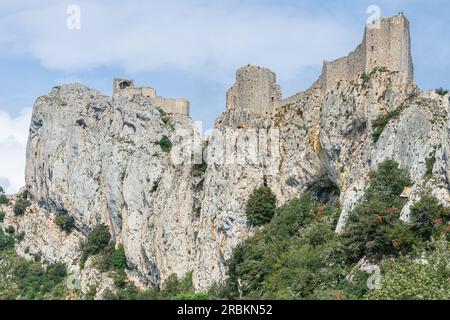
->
[[3, 13, 450, 293]]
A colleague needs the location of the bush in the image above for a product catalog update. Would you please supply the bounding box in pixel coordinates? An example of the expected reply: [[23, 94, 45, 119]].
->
[[47, 262, 68, 282], [13, 198, 31, 216], [245, 186, 277, 226], [342, 160, 413, 262], [5, 256, 69, 300], [368, 238, 450, 300], [435, 87, 449, 96], [0, 211, 5, 223], [0, 229, 14, 251], [372, 108, 403, 142], [410, 195, 450, 241], [223, 194, 349, 299], [55, 213, 75, 232], [111, 244, 127, 270], [155, 135, 172, 153], [6, 225, 15, 235], [0, 187, 7, 205], [0, 194, 8, 205], [80, 224, 111, 267]]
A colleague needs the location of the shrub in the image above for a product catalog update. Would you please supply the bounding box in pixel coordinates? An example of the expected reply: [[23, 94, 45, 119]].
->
[[80, 224, 111, 267], [0, 211, 5, 223], [85, 224, 111, 254], [341, 160, 413, 262], [245, 186, 277, 226], [55, 213, 75, 232], [13, 198, 31, 216], [410, 195, 450, 240], [425, 153, 436, 178], [155, 135, 172, 153], [435, 87, 449, 96], [0, 228, 14, 251], [192, 160, 207, 177], [47, 262, 68, 282], [223, 194, 349, 299], [372, 108, 403, 142], [111, 244, 127, 270], [6, 225, 15, 235], [368, 238, 450, 300], [5, 256, 69, 300], [0, 194, 9, 205]]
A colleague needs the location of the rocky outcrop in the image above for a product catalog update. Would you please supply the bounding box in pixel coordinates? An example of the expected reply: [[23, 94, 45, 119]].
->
[[17, 15, 450, 293]]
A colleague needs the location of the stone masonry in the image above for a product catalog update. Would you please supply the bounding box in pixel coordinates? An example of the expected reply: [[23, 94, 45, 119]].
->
[[226, 65, 282, 114], [316, 13, 413, 92], [113, 78, 190, 115], [226, 13, 414, 114]]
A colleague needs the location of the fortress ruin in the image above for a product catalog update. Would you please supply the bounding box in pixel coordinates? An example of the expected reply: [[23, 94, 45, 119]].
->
[[113, 78, 190, 115], [226, 13, 414, 115]]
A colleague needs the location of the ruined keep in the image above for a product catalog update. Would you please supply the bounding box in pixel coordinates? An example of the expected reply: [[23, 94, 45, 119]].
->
[[315, 13, 413, 92], [226, 65, 282, 114], [113, 78, 190, 115], [226, 13, 414, 114]]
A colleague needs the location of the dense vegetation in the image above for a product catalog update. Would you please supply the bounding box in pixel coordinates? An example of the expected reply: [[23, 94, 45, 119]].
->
[[0, 228, 69, 300], [1, 158, 449, 300], [104, 272, 209, 300], [210, 160, 450, 300]]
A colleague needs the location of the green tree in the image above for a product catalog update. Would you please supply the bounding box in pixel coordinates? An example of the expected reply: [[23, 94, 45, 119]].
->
[[410, 195, 450, 240], [13, 198, 31, 216], [245, 186, 277, 226]]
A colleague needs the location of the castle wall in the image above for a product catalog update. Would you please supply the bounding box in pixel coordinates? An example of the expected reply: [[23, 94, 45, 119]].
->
[[313, 13, 413, 93], [226, 65, 282, 114], [150, 97, 190, 115], [113, 78, 189, 115]]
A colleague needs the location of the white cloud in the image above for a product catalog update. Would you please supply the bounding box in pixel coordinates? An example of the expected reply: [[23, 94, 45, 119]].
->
[[0, 0, 360, 82], [0, 107, 31, 194]]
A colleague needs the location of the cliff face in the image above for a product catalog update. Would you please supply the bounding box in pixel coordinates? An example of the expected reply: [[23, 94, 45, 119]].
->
[[17, 67, 450, 292], [11, 13, 449, 292]]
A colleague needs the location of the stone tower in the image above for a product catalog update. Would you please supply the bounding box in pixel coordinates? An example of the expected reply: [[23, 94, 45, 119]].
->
[[364, 13, 413, 79], [226, 65, 282, 114], [317, 13, 414, 92]]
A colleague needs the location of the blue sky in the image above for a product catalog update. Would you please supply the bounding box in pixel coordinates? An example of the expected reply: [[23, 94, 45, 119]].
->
[[0, 0, 449, 193]]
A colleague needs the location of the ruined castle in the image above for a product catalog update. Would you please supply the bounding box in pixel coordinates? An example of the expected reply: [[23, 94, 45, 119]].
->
[[111, 14, 412, 118], [113, 78, 190, 115], [226, 13, 414, 114]]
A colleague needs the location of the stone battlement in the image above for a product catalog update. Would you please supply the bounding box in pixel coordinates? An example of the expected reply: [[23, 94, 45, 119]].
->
[[113, 78, 189, 115]]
